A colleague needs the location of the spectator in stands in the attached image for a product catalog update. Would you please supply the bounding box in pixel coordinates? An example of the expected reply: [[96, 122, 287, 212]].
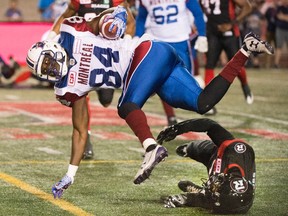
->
[[241, 0, 266, 68], [5, 0, 23, 22], [0, 55, 20, 86], [51, 0, 69, 21], [264, 0, 278, 68], [38, 0, 55, 21], [274, 0, 288, 68]]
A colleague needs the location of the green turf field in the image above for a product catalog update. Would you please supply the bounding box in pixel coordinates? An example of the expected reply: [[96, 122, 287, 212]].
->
[[0, 68, 287, 216]]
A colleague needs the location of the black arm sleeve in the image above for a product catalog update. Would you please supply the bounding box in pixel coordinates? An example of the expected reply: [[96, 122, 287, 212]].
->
[[176, 118, 234, 147]]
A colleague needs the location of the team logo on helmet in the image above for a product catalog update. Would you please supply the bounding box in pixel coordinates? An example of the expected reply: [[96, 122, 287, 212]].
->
[[230, 177, 248, 193], [234, 143, 246, 153], [32, 41, 45, 49]]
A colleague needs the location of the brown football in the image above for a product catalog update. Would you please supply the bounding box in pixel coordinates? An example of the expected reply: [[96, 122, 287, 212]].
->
[[99, 15, 118, 40]]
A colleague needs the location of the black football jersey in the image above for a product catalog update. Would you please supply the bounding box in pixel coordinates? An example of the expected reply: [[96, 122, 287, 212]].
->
[[200, 0, 240, 35]]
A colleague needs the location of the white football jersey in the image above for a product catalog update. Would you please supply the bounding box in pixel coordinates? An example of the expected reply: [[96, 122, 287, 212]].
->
[[54, 17, 140, 97], [140, 0, 192, 42]]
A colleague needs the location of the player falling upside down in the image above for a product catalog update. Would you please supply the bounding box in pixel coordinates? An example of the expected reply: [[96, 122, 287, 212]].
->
[[157, 118, 256, 214], [46, 0, 136, 159], [25, 6, 273, 198]]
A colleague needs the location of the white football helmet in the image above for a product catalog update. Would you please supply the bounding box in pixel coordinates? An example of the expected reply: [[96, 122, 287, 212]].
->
[[26, 41, 68, 82]]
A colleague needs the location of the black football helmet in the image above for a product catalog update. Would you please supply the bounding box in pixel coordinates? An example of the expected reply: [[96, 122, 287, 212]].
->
[[204, 173, 254, 214]]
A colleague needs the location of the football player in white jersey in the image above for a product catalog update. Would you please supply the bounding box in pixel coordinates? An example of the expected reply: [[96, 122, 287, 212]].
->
[[135, 0, 208, 125], [26, 6, 274, 199]]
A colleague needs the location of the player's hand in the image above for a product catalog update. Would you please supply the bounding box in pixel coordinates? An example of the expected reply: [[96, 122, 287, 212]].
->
[[194, 36, 208, 53], [52, 175, 73, 199], [163, 194, 187, 208], [157, 124, 180, 144], [105, 6, 127, 38]]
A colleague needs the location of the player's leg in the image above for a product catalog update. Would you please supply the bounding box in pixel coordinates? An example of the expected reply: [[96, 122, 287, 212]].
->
[[118, 41, 179, 184], [204, 34, 223, 85], [161, 41, 193, 126], [176, 140, 217, 168], [224, 36, 253, 104], [176, 140, 217, 193], [274, 27, 286, 68], [96, 88, 114, 107], [203, 34, 223, 115], [161, 100, 177, 126], [199, 33, 274, 113], [83, 95, 94, 160], [160, 32, 274, 114]]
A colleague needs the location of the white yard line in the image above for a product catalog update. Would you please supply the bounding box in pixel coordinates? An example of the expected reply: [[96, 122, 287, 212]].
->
[[8, 107, 57, 123], [37, 147, 63, 155]]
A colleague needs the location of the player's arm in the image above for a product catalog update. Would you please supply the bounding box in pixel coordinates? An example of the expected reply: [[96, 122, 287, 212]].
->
[[186, 0, 207, 52], [47, 2, 77, 39], [87, 6, 127, 37], [186, 0, 206, 37], [135, 3, 148, 37], [157, 118, 234, 147], [233, 0, 253, 24]]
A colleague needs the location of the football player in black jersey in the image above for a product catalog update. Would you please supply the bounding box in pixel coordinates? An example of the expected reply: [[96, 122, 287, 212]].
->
[[200, 0, 254, 114], [157, 118, 256, 214]]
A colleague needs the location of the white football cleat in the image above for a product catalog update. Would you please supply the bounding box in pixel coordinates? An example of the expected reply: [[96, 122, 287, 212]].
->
[[241, 32, 274, 56], [134, 145, 168, 184], [242, 84, 254, 105]]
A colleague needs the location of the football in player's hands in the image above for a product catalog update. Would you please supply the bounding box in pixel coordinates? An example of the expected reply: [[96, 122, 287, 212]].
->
[[99, 14, 119, 40]]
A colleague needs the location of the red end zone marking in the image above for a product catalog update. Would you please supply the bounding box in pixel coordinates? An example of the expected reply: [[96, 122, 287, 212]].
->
[[0, 102, 166, 126], [2, 102, 288, 141], [0, 128, 51, 140]]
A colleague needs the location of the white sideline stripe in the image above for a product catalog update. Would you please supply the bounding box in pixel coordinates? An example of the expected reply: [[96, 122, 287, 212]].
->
[[5, 95, 20, 100], [9, 107, 57, 123], [37, 147, 63, 155], [220, 109, 288, 126]]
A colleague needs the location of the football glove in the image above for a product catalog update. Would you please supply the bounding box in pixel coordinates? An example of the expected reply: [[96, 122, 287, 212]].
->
[[157, 124, 180, 144], [194, 36, 208, 53], [164, 194, 188, 208], [52, 175, 73, 199], [105, 6, 127, 38]]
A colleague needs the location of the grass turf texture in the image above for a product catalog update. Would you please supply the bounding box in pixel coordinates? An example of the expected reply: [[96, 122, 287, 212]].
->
[[0, 68, 287, 215]]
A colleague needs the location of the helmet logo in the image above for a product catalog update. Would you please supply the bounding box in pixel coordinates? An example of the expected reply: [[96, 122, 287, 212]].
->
[[234, 143, 246, 153], [230, 177, 248, 193], [32, 42, 45, 49]]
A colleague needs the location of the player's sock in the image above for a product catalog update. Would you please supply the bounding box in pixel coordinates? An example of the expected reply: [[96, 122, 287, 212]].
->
[[204, 69, 214, 85], [161, 100, 177, 125], [237, 67, 248, 85], [219, 51, 248, 83], [125, 109, 154, 144]]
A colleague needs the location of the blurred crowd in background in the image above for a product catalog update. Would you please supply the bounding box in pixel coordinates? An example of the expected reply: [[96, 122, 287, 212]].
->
[[0, 0, 287, 88]]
